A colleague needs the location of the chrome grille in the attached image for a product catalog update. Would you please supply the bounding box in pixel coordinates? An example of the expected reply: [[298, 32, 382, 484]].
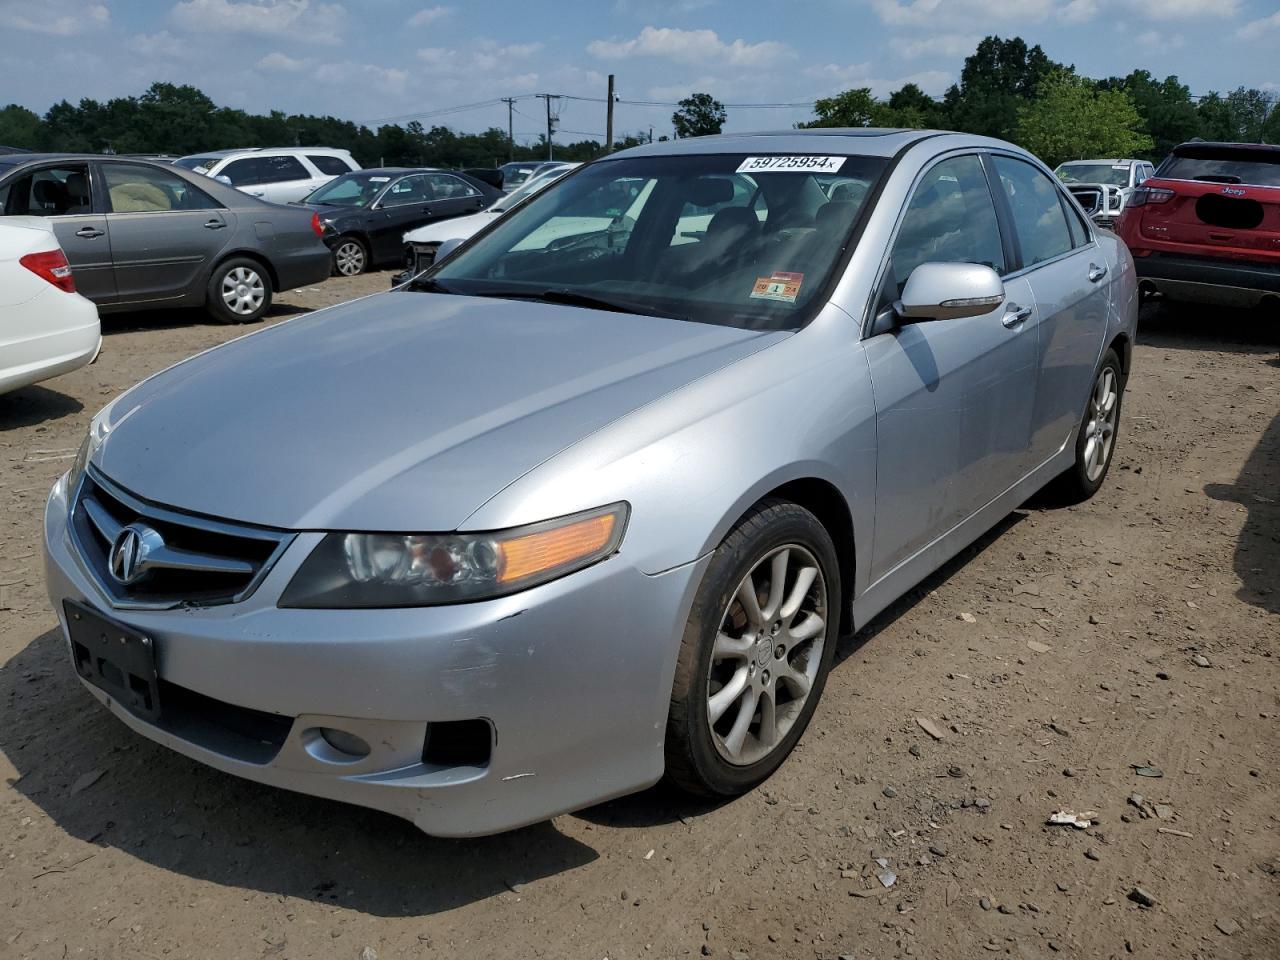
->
[[70, 468, 293, 609]]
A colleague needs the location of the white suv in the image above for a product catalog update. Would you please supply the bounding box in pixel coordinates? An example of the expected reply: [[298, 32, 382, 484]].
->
[[175, 148, 361, 204]]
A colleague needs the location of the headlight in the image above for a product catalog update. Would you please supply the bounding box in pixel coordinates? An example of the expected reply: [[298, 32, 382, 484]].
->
[[279, 502, 629, 608]]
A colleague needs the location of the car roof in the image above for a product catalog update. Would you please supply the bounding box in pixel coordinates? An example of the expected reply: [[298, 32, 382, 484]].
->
[[609, 128, 954, 161], [342, 167, 438, 175], [1171, 140, 1280, 154], [179, 147, 354, 160], [1058, 158, 1141, 165], [0, 153, 180, 167]]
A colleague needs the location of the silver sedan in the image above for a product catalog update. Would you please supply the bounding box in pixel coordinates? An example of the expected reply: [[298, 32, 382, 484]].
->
[[43, 130, 1137, 836]]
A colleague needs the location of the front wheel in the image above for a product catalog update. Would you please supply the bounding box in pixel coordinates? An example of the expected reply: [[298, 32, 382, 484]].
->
[[1047, 348, 1124, 503], [331, 236, 368, 277], [206, 258, 272, 324], [665, 499, 840, 797]]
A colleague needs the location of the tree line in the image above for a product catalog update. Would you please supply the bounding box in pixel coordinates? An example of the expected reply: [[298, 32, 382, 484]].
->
[[1, 36, 1276, 171]]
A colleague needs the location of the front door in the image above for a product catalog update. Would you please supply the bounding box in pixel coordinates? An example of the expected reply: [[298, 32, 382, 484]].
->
[[990, 155, 1109, 467], [864, 153, 1039, 581], [366, 173, 435, 263], [0, 162, 117, 303], [98, 162, 234, 305]]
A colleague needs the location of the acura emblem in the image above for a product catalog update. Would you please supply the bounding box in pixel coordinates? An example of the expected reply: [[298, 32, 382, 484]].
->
[[109, 523, 164, 585]]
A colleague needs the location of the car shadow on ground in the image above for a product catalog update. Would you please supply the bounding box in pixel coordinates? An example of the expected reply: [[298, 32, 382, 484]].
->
[[101, 302, 311, 335], [0, 384, 84, 431], [1205, 410, 1280, 615], [575, 512, 1026, 830], [1138, 299, 1280, 354], [0, 627, 597, 918]]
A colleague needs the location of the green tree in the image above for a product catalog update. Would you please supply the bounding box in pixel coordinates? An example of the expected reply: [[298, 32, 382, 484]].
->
[[801, 88, 877, 128], [874, 83, 944, 129], [0, 104, 43, 149], [944, 35, 1057, 140], [1098, 71, 1201, 159], [1015, 70, 1153, 166], [672, 93, 726, 138]]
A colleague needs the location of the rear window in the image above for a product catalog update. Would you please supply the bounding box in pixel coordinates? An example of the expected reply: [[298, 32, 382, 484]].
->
[[1156, 146, 1280, 188], [308, 154, 354, 176], [175, 156, 220, 173]]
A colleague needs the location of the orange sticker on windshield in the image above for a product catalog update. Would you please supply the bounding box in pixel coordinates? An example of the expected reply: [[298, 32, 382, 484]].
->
[[750, 271, 804, 304]]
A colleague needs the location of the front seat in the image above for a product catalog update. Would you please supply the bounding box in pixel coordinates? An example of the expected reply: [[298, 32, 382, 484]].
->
[[64, 172, 91, 214], [32, 179, 69, 214], [692, 206, 761, 268]]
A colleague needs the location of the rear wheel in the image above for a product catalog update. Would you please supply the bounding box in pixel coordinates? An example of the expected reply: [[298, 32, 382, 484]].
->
[[1047, 348, 1123, 503], [331, 236, 368, 277], [206, 258, 272, 325], [665, 500, 840, 797]]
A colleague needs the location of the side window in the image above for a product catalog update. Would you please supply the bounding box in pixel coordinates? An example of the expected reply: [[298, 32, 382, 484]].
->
[[992, 156, 1074, 268], [308, 154, 354, 176], [103, 163, 220, 213], [424, 174, 480, 201], [0, 164, 93, 216], [1132, 164, 1145, 187], [888, 154, 1006, 296], [1063, 195, 1091, 247], [381, 174, 432, 206], [220, 157, 266, 186], [259, 156, 309, 183]]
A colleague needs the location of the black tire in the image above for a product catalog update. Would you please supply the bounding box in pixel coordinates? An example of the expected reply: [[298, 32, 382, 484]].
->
[[331, 235, 369, 277], [205, 257, 273, 325], [665, 499, 841, 797], [1046, 348, 1124, 504]]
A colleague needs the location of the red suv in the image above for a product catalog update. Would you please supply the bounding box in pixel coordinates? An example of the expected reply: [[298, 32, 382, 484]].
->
[[1117, 141, 1280, 309]]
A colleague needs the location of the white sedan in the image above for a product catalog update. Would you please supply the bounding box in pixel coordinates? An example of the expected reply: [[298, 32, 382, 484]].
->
[[1, 217, 100, 395], [401, 164, 580, 275]]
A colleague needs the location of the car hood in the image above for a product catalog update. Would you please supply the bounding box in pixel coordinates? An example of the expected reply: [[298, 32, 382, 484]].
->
[[93, 292, 783, 531], [403, 209, 499, 244]]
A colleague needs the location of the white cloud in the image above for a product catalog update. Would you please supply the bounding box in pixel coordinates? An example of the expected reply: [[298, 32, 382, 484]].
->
[[407, 5, 451, 27], [171, 0, 346, 44], [889, 34, 981, 59], [868, 0, 1053, 27], [312, 61, 409, 97], [586, 26, 792, 67], [1135, 30, 1185, 52], [1237, 9, 1280, 37], [257, 50, 312, 71], [417, 41, 541, 75], [1057, 0, 1098, 23], [1158, 0, 1238, 16], [2, 0, 108, 35], [128, 30, 188, 58]]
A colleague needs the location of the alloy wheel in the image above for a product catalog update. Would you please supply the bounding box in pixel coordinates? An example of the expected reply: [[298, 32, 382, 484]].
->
[[221, 266, 265, 316], [334, 241, 366, 276], [1084, 367, 1118, 482], [707, 544, 827, 766]]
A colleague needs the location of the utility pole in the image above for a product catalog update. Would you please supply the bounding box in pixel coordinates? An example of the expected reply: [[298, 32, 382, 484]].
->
[[606, 74, 615, 153], [539, 94, 557, 160], [500, 97, 515, 161]]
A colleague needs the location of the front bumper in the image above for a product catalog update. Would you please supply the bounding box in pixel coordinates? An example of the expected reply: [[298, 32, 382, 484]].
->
[[1135, 252, 1280, 308], [43, 474, 706, 836]]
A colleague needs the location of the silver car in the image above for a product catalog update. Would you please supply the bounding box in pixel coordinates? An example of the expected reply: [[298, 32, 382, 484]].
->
[[43, 130, 1138, 837]]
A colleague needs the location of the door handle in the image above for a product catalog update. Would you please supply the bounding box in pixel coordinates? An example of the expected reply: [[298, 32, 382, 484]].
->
[[204, 218, 227, 230], [75, 226, 104, 239], [1002, 304, 1032, 329], [1088, 263, 1108, 283]]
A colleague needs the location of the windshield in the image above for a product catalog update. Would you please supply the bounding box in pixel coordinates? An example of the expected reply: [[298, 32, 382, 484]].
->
[[304, 173, 389, 207], [1156, 147, 1280, 187], [490, 167, 570, 212], [428, 153, 888, 331], [176, 156, 219, 174], [1056, 163, 1130, 187]]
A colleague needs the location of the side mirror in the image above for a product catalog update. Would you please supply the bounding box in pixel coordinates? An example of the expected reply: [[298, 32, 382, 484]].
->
[[434, 237, 465, 263], [894, 262, 1005, 323], [214, 175, 233, 187]]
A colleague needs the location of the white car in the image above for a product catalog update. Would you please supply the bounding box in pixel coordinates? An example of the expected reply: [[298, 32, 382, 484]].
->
[[402, 164, 580, 274], [174, 147, 361, 204], [1054, 158, 1156, 229], [0, 217, 100, 395]]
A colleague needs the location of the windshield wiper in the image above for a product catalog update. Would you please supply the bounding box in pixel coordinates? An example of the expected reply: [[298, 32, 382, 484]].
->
[[406, 276, 456, 294], [472, 287, 689, 321]]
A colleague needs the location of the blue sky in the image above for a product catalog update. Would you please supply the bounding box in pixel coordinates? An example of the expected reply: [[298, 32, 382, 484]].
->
[[2, 0, 1277, 143]]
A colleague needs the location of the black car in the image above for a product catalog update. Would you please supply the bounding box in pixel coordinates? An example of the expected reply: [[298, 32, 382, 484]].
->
[[297, 168, 502, 276], [0, 153, 332, 323]]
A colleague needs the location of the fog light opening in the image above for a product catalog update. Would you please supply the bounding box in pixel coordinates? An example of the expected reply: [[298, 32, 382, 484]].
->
[[302, 726, 372, 764], [422, 718, 493, 769]]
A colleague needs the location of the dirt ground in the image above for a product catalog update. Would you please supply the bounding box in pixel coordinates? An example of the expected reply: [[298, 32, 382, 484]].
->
[[1, 273, 1277, 960]]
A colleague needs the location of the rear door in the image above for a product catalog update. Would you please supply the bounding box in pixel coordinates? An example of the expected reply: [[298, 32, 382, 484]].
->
[[424, 173, 488, 222], [98, 161, 234, 305], [990, 154, 1108, 468], [864, 153, 1038, 581], [0, 161, 117, 303]]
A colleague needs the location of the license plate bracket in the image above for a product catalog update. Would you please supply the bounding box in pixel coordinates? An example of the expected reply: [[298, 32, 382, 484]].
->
[[63, 599, 161, 722]]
